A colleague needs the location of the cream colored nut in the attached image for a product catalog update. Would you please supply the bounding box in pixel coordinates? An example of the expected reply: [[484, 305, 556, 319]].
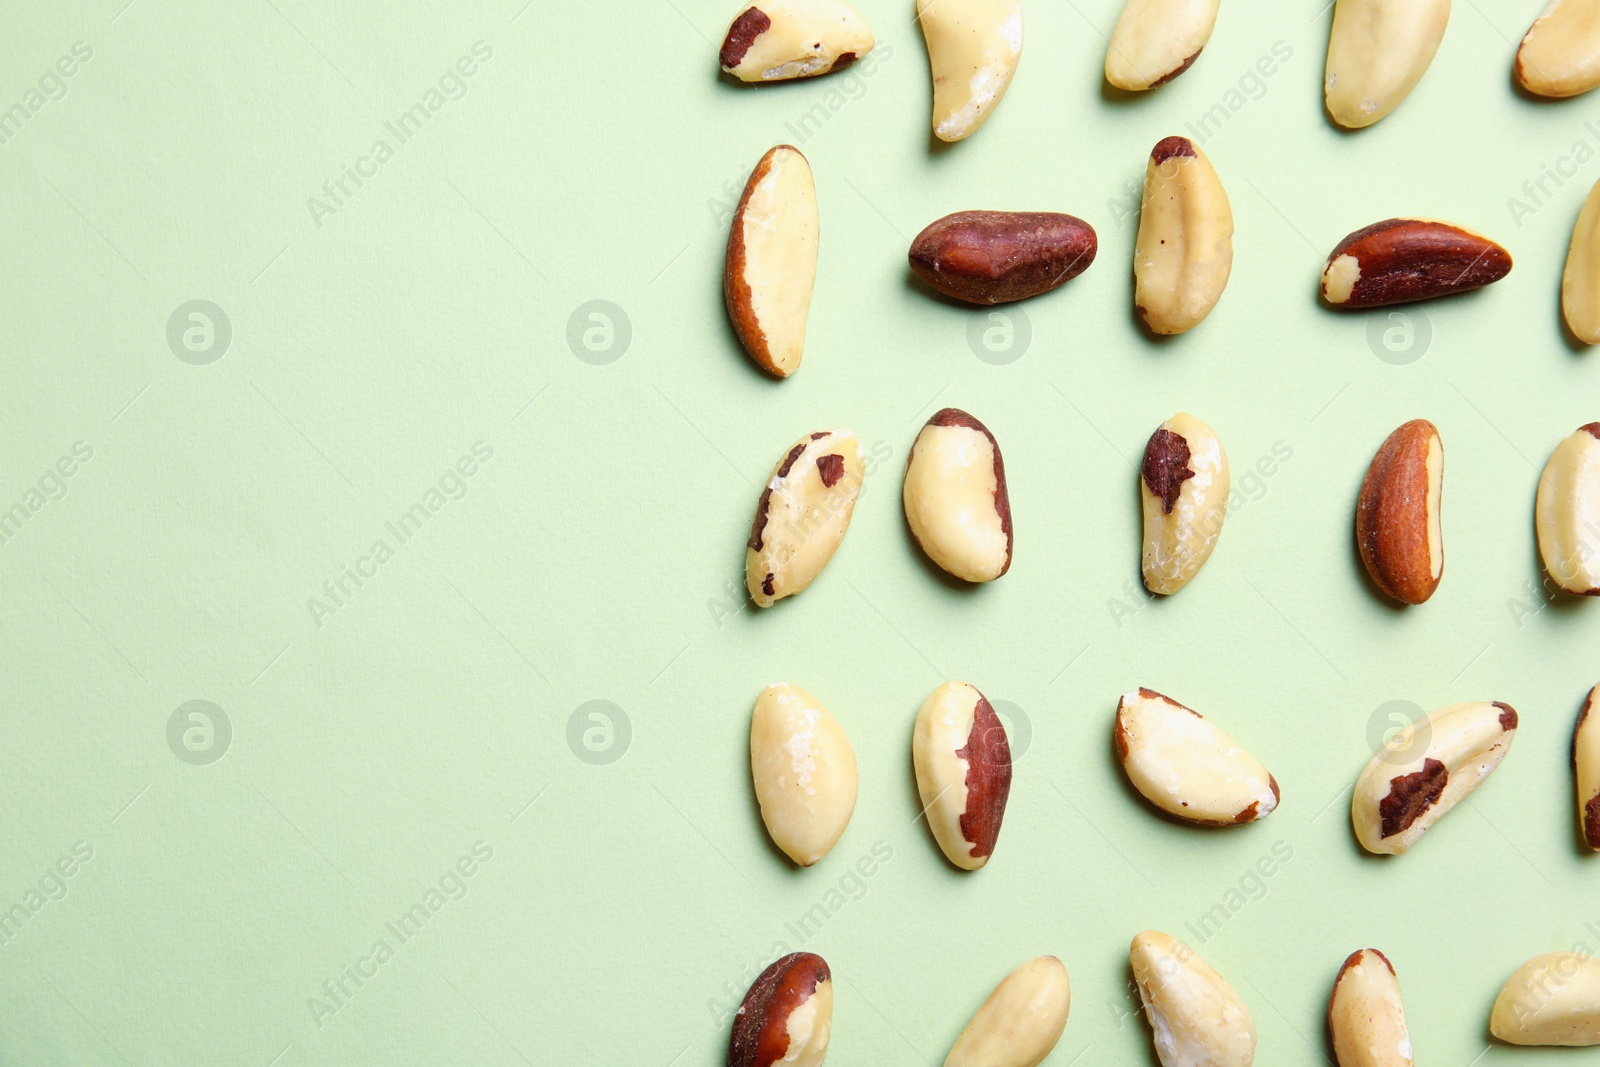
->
[[1115, 689, 1279, 826], [945, 956, 1070, 1067], [1328, 949, 1413, 1067], [1140, 412, 1228, 595], [1322, 219, 1512, 307], [1490, 952, 1600, 1046], [728, 952, 834, 1067], [720, 0, 875, 82], [1105, 0, 1220, 90], [1131, 930, 1256, 1067], [725, 145, 819, 377], [1517, 0, 1600, 97], [1356, 419, 1443, 606], [1536, 424, 1600, 595], [1351, 701, 1518, 855], [917, 0, 1022, 142], [1324, 0, 1450, 128], [1566, 180, 1600, 344], [904, 408, 1013, 583], [747, 430, 864, 607], [913, 682, 1012, 870], [750, 684, 858, 866], [1134, 137, 1234, 335], [1576, 686, 1600, 849]]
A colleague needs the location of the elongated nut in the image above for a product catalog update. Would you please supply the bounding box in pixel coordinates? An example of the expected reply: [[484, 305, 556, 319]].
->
[[1351, 701, 1518, 854], [1105, 0, 1220, 90], [1140, 412, 1228, 595], [909, 211, 1097, 305], [729, 952, 834, 1067], [1328, 949, 1414, 1067], [750, 684, 858, 866], [1322, 219, 1511, 308], [913, 682, 1012, 870], [726, 146, 819, 377], [1565, 179, 1600, 344], [720, 0, 875, 82], [1576, 686, 1600, 849], [1134, 137, 1234, 335], [1490, 952, 1600, 1045], [1536, 424, 1600, 595], [1356, 420, 1443, 606], [1324, 0, 1449, 127], [1115, 688, 1279, 825], [918, 0, 1023, 142], [904, 408, 1013, 583], [945, 956, 1070, 1067], [1131, 931, 1256, 1067], [747, 430, 864, 607], [1517, 0, 1600, 97]]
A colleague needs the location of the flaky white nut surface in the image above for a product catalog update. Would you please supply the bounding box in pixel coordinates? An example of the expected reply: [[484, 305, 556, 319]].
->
[[1328, 949, 1413, 1067], [1140, 412, 1228, 595], [746, 430, 864, 607], [1517, 0, 1600, 97], [1131, 930, 1255, 1067], [1134, 136, 1233, 335], [913, 681, 1012, 870], [1324, 0, 1450, 128], [944, 956, 1070, 1067], [904, 408, 1013, 583], [1490, 952, 1600, 1046], [1536, 424, 1600, 595], [725, 145, 819, 377], [719, 0, 875, 81], [1105, 0, 1219, 90], [1115, 688, 1278, 825], [917, 0, 1022, 141], [750, 684, 858, 866]]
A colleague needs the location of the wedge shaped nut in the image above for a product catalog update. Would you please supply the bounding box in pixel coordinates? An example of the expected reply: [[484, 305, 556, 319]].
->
[[1356, 419, 1443, 606], [720, 0, 875, 82], [751, 684, 858, 866], [1576, 686, 1600, 849], [747, 430, 864, 607], [904, 408, 1013, 583], [1565, 179, 1600, 343], [1105, 0, 1220, 90], [918, 0, 1023, 142], [1131, 931, 1256, 1067], [1328, 949, 1414, 1067], [945, 956, 1070, 1067], [1324, 0, 1449, 128], [1322, 219, 1511, 308], [1517, 0, 1600, 98], [1134, 137, 1234, 335], [1140, 412, 1228, 595], [729, 952, 834, 1067], [913, 681, 1012, 870], [726, 145, 819, 377], [1536, 424, 1600, 595], [1115, 688, 1279, 826], [1351, 700, 1518, 854], [909, 211, 1097, 305], [1490, 952, 1600, 1046]]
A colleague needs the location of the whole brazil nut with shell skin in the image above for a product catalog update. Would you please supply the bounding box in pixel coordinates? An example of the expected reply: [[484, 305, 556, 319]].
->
[[719, 0, 874, 82], [1140, 412, 1228, 595], [903, 408, 1013, 583], [750, 684, 858, 867], [1324, 0, 1450, 128], [944, 956, 1070, 1067], [1328, 949, 1414, 1067], [917, 0, 1022, 142], [1130, 930, 1256, 1067], [1351, 700, 1518, 855], [908, 211, 1096, 305], [1565, 179, 1600, 343], [1356, 420, 1443, 606], [1115, 688, 1279, 825], [746, 430, 864, 607], [1536, 424, 1600, 595], [1575, 686, 1600, 849], [725, 145, 818, 378], [1134, 136, 1234, 335], [1490, 952, 1600, 1045], [913, 681, 1012, 870], [1321, 220, 1512, 308], [1517, 0, 1600, 98], [728, 952, 834, 1067], [1105, 0, 1220, 90]]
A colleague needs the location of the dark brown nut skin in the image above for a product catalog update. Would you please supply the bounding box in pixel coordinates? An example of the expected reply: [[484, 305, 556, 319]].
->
[[1322, 219, 1512, 308], [728, 952, 830, 1067], [1356, 419, 1443, 605], [909, 211, 1098, 305]]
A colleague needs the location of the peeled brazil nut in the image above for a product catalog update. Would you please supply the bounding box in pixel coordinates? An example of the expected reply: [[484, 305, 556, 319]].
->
[[1490, 952, 1600, 1045], [720, 0, 874, 82], [1140, 412, 1228, 596], [1576, 686, 1600, 849], [1356, 419, 1443, 606], [1517, 0, 1600, 97], [908, 211, 1097, 305], [1328, 949, 1414, 1067], [1134, 136, 1234, 335], [1564, 179, 1600, 343], [750, 684, 858, 866], [904, 408, 1013, 583], [1105, 0, 1220, 90], [729, 951, 834, 1067], [918, 0, 1022, 142], [1324, 0, 1449, 127], [944, 956, 1070, 1067], [1131, 930, 1256, 1067], [913, 681, 1012, 870], [725, 145, 819, 377], [1115, 688, 1279, 826], [1321, 219, 1511, 308], [1536, 423, 1600, 595], [747, 430, 864, 607], [1351, 700, 1518, 855]]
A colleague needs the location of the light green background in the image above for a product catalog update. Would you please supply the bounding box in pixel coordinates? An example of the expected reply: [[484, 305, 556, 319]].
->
[[2, 0, 1599, 1063]]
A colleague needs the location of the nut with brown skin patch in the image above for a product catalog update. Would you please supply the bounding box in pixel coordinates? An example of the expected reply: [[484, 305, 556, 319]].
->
[[1324, 0, 1449, 128], [1575, 686, 1600, 850], [1536, 424, 1600, 594], [944, 956, 1070, 1067], [903, 408, 1013, 583], [1356, 419, 1443, 606], [1321, 219, 1512, 308], [719, 0, 874, 82], [1134, 136, 1234, 335], [725, 145, 819, 378], [1105, 0, 1220, 90], [1140, 412, 1228, 595], [908, 211, 1097, 305], [913, 681, 1012, 870], [746, 430, 864, 607], [1328, 949, 1413, 1067], [1517, 0, 1600, 98], [728, 952, 834, 1067], [1115, 688, 1279, 826]]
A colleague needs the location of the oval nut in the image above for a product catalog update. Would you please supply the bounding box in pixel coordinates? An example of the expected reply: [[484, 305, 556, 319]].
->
[[719, 0, 875, 82], [1322, 219, 1511, 308], [1564, 179, 1600, 344], [913, 681, 1013, 870], [904, 408, 1013, 583], [1490, 952, 1600, 1046], [725, 145, 819, 378], [1575, 686, 1600, 850], [1105, 0, 1220, 90], [1328, 949, 1414, 1067], [1517, 0, 1600, 98], [728, 952, 834, 1067], [1356, 419, 1443, 606], [1115, 688, 1279, 826], [1536, 423, 1600, 595], [1140, 412, 1229, 596], [746, 430, 865, 607], [917, 0, 1023, 142], [909, 210, 1097, 305], [944, 956, 1070, 1067], [1131, 930, 1256, 1067], [1134, 136, 1234, 335], [750, 684, 859, 867], [1324, 0, 1450, 128]]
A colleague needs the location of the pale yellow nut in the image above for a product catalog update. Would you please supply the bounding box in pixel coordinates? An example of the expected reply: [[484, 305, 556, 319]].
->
[[1115, 689, 1279, 826], [1351, 701, 1518, 855], [719, 0, 875, 81], [1564, 179, 1600, 344], [1105, 0, 1220, 90], [1131, 930, 1256, 1067], [725, 146, 819, 378], [1490, 952, 1600, 1045], [1324, 0, 1450, 128], [1535, 424, 1600, 595], [904, 408, 1013, 583], [1517, 0, 1600, 97], [750, 684, 858, 866], [746, 430, 865, 607], [917, 0, 1023, 142], [1328, 949, 1414, 1067], [1140, 412, 1228, 595], [913, 682, 1012, 871], [1134, 137, 1233, 335], [1576, 686, 1600, 850], [945, 956, 1070, 1067]]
